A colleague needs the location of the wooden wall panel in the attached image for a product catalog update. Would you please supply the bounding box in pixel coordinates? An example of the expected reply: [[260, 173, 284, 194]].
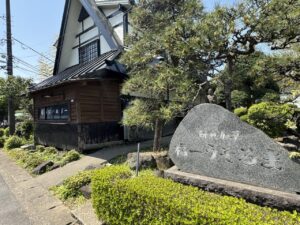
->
[[32, 79, 122, 124], [32, 83, 78, 123]]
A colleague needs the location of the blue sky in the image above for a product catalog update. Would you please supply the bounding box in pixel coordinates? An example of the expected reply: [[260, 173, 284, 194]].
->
[[0, 0, 237, 81]]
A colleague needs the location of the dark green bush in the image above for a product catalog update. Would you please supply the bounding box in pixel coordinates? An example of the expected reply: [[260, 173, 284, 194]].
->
[[0, 137, 5, 148], [234, 107, 248, 117], [246, 102, 295, 137], [4, 135, 23, 150], [0, 128, 4, 137], [92, 166, 300, 225], [15, 120, 33, 139], [61, 150, 80, 166], [231, 90, 249, 108]]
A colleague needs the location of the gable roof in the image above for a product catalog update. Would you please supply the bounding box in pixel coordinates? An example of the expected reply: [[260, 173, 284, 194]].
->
[[30, 50, 125, 93], [53, 0, 71, 75], [53, 0, 132, 75]]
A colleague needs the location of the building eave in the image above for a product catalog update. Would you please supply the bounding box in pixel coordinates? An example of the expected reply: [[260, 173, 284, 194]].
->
[[53, 0, 71, 75]]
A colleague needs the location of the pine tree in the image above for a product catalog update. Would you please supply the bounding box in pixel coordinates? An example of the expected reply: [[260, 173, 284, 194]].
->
[[121, 0, 210, 150]]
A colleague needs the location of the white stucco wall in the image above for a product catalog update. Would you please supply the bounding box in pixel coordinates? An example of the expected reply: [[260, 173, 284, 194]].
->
[[58, 0, 129, 73]]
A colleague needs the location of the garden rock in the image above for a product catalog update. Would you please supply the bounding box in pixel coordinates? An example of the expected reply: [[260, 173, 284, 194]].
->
[[20, 144, 35, 151], [84, 164, 104, 171], [127, 152, 157, 170], [277, 142, 298, 152], [169, 103, 300, 194], [48, 163, 60, 171], [80, 184, 91, 199], [32, 161, 54, 175], [154, 153, 174, 170]]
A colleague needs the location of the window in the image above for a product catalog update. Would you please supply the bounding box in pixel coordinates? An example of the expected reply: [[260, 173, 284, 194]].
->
[[38, 104, 69, 121], [39, 108, 46, 120], [79, 40, 100, 64]]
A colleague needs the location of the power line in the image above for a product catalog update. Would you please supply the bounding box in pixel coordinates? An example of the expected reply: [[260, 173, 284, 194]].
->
[[13, 56, 41, 74], [1, 52, 51, 77], [12, 37, 55, 63], [14, 65, 40, 75]]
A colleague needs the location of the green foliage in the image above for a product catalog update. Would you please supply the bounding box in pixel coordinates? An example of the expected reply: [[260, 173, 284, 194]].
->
[[92, 165, 300, 225], [0, 76, 33, 117], [234, 107, 248, 117], [36, 145, 46, 152], [261, 91, 280, 102], [231, 90, 249, 108], [289, 152, 300, 160], [15, 120, 33, 140], [4, 135, 23, 150], [245, 102, 295, 137], [6, 145, 80, 173], [60, 150, 80, 166], [0, 137, 5, 148], [44, 146, 57, 155], [4, 127, 9, 137], [121, 0, 209, 131], [52, 170, 93, 201], [0, 128, 4, 137]]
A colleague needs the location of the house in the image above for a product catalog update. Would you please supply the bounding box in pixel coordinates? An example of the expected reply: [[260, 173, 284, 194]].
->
[[29, 0, 133, 151], [30, 0, 179, 151]]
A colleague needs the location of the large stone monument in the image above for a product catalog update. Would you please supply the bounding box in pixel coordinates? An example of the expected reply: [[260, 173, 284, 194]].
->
[[169, 104, 300, 194]]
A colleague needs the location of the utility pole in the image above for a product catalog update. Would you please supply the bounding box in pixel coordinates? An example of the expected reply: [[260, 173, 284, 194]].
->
[[6, 0, 15, 135]]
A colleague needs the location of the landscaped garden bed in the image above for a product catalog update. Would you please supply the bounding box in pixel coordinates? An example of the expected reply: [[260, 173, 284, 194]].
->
[[51, 161, 300, 224], [4, 145, 81, 175], [91, 165, 300, 225]]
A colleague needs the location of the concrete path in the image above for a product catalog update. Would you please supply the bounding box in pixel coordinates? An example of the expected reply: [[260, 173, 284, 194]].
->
[[72, 201, 104, 225], [35, 136, 171, 189], [0, 136, 171, 225], [0, 151, 80, 225], [0, 174, 31, 225]]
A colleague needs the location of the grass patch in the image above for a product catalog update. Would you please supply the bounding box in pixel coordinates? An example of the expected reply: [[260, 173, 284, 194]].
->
[[50, 170, 94, 208], [5, 146, 81, 174]]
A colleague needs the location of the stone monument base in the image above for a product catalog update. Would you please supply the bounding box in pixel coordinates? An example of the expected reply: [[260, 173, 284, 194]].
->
[[164, 166, 300, 212]]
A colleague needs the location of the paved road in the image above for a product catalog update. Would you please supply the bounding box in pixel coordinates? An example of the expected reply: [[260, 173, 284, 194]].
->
[[0, 174, 31, 225]]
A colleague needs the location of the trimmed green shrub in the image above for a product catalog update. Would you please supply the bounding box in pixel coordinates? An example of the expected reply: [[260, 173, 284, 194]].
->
[[4, 127, 9, 137], [234, 107, 248, 117], [4, 135, 23, 150], [92, 166, 300, 225], [0, 128, 4, 137], [246, 102, 295, 137], [60, 150, 80, 166]]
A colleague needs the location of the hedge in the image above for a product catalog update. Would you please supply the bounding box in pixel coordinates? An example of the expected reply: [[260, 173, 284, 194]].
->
[[91, 166, 300, 225]]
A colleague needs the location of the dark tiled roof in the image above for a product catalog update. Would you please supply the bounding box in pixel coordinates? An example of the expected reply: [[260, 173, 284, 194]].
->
[[30, 50, 124, 92]]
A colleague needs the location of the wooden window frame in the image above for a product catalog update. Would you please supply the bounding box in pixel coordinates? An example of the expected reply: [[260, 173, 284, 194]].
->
[[78, 39, 100, 64], [38, 102, 71, 122]]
